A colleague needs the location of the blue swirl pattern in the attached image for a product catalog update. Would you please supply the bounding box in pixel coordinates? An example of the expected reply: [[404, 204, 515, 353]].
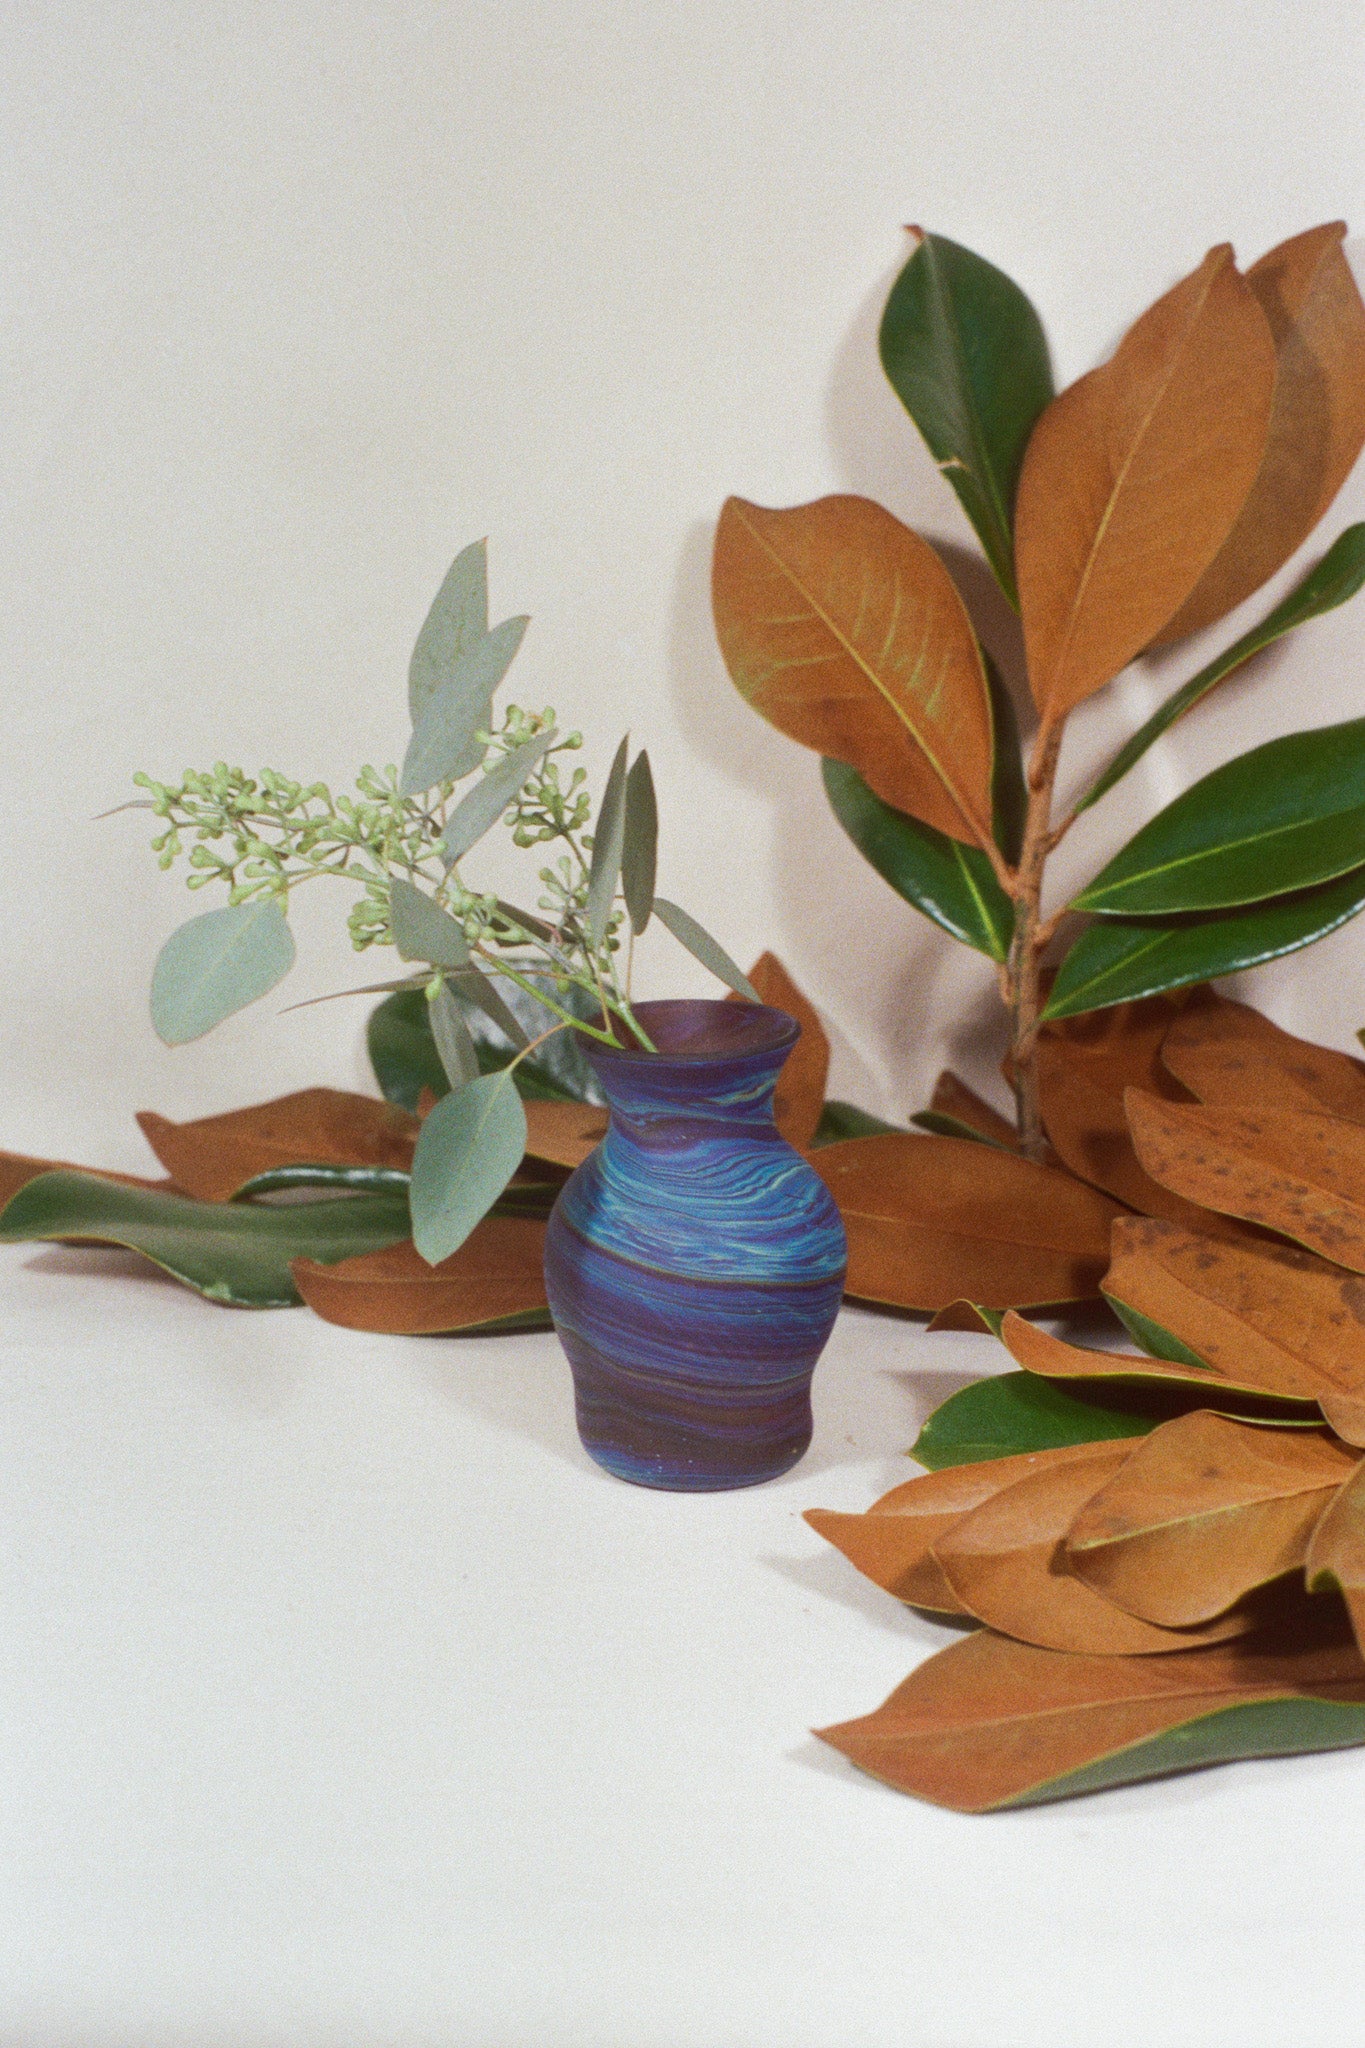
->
[[544, 1000, 847, 1489]]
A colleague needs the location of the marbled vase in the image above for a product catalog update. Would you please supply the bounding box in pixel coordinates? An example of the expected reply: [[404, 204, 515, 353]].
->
[[543, 999, 847, 1490]]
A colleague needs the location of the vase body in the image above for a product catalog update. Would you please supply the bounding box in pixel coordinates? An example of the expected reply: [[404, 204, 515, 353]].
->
[[543, 1000, 847, 1490]]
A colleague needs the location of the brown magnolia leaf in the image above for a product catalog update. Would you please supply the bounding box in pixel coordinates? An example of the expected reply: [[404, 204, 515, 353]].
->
[[811, 1133, 1123, 1311], [292, 1217, 548, 1334], [711, 493, 996, 847], [1015, 245, 1277, 723], [1065, 1409, 1359, 1626], [728, 952, 829, 1148], [522, 1099, 609, 1170], [805, 1443, 1108, 1614], [930, 1442, 1253, 1655], [137, 1089, 420, 1201], [1157, 224, 1365, 644], [926, 1299, 999, 1333], [1307, 1457, 1365, 1654], [1126, 1090, 1365, 1273], [1104, 1214, 1365, 1406], [1161, 993, 1365, 1124], [815, 1611, 1365, 1811], [0, 1150, 170, 1209], [998, 1306, 1302, 1406], [927, 1072, 1021, 1151]]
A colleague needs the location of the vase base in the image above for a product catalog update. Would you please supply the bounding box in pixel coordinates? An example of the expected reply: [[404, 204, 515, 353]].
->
[[579, 1434, 811, 1492]]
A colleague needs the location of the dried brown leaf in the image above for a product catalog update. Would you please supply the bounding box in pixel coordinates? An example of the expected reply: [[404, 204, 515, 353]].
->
[[0, 1150, 171, 1209], [137, 1089, 420, 1201], [1307, 1457, 1365, 1654], [1015, 245, 1277, 722], [728, 953, 829, 1148], [292, 1217, 548, 1334], [928, 1072, 1021, 1151], [1161, 993, 1365, 1123], [522, 1099, 609, 1170], [811, 1133, 1123, 1311], [998, 1304, 1296, 1404]]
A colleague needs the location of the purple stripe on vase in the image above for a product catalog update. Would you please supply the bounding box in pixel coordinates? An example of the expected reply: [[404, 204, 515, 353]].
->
[[543, 999, 847, 1489]]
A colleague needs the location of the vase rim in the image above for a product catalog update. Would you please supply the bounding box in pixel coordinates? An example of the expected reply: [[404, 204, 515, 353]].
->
[[590, 997, 799, 1064]]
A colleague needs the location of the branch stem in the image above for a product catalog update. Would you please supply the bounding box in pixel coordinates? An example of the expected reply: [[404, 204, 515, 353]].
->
[[1007, 716, 1065, 1160]]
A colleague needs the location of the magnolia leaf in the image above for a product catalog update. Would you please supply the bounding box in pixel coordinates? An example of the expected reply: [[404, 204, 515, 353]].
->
[[821, 759, 1014, 961], [388, 878, 471, 969], [1015, 245, 1276, 723], [1161, 992, 1365, 1122], [712, 494, 996, 847], [237, 1164, 414, 1199], [522, 1099, 608, 1169], [0, 1171, 410, 1307], [984, 652, 1028, 864], [0, 1150, 168, 1209], [408, 538, 489, 720], [726, 952, 829, 1149], [440, 728, 557, 867], [1080, 525, 1365, 813], [930, 1441, 1253, 1654], [1307, 1458, 1365, 1655], [400, 613, 529, 795], [1045, 866, 1365, 1021], [910, 1369, 1170, 1470], [809, 1100, 903, 1145], [442, 966, 530, 1051], [621, 750, 658, 935], [1065, 1410, 1358, 1626], [879, 230, 1053, 608], [136, 1088, 420, 1202], [368, 988, 453, 1109], [150, 900, 295, 1045], [1126, 1090, 1365, 1272], [812, 1133, 1122, 1312], [465, 975, 602, 1103], [585, 736, 630, 947], [292, 1216, 551, 1334], [1157, 225, 1365, 645], [815, 1610, 1365, 1811], [651, 897, 759, 1000], [917, 1072, 1020, 1151], [429, 981, 481, 1091], [409, 1070, 528, 1265], [1075, 717, 1365, 916], [999, 1310, 1253, 1397]]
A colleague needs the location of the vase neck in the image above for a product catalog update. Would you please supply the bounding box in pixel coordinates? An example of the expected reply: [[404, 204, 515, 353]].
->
[[583, 998, 798, 1133]]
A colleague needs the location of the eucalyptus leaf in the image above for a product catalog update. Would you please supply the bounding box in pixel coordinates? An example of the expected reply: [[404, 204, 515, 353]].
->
[[368, 985, 599, 1109], [408, 539, 489, 721], [879, 230, 1054, 607], [440, 728, 557, 866], [150, 899, 295, 1045], [443, 966, 531, 1050], [368, 988, 451, 1109], [1075, 716, 1365, 916], [652, 898, 759, 1001], [1079, 524, 1365, 814], [462, 971, 604, 1103], [399, 613, 530, 796], [909, 1369, 1171, 1471], [586, 736, 630, 946], [822, 759, 1014, 961], [0, 1171, 410, 1307], [621, 750, 658, 934], [409, 1071, 528, 1265], [388, 877, 471, 969], [1044, 865, 1365, 1020], [429, 980, 481, 1090]]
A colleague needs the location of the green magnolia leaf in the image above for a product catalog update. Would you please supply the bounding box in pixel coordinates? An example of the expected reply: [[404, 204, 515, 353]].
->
[[985, 653, 1027, 864], [150, 899, 295, 1045], [909, 1110, 1013, 1149], [878, 230, 1054, 608], [621, 750, 658, 934], [368, 989, 450, 1109], [368, 985, 602, 1109], [399, 614, 530, 796], [810, 1100, 904, 1145], [440, 729, 558, 867], [909, 1370, 1169, 1470], [652, 898, 759, 1000], [822, 758, 1014, 961], [1044, 865, 1365, 1020], [1079, 524, 1365, 814], [429, 980, 481, 1090], [408, 539, 489, 721], [586, 736, 630, 947], [1105, 1298, 1212, 1370], [0, 1172, 410, 1307], [464, 973, 603, 1103], [442, 966, 530, 1050], [388, 878, 471, 970], [1075, 717, 1365, 916], [236, 1163, 414, 1198], [409, 1071, 528, 1265]]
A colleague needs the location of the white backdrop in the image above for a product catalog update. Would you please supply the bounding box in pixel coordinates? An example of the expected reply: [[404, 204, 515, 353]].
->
[[3, 0, 1365, 1169]]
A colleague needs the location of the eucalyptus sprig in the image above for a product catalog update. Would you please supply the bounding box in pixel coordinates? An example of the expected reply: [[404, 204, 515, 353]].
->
[[133, 539, 758, 1261]]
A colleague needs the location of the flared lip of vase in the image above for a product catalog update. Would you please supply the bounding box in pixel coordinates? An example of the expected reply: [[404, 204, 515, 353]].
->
[[588, 998, 799, 1066]]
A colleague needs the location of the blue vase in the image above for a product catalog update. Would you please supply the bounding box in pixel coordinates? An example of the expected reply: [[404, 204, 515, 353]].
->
[[543, 999, 848, 1490]]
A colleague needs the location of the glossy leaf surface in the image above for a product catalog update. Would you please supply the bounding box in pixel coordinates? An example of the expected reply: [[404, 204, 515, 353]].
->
[[909, 1370, 1167, 1471], [878, 229, 1054, 605], [150, 900, 295, 1045], [293, 1217, 550, 1334], [409, 1071, 528, 1265], [809, 1100, 903, 1145]]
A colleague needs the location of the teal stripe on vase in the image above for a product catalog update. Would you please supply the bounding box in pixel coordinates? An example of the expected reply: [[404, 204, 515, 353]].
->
[[544, 999, 847, 1490]]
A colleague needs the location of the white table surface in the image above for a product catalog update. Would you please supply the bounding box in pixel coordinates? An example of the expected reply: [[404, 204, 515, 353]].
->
[[3, 1243, 1364, 2048]]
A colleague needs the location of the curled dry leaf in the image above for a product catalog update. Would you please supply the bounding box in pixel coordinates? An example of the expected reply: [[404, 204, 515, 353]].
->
[[1307, 1458, 1365, 1655], [997, 1305, 1304, 1408], [728, 952, 829, 1149], [1064, 1409, 1359, 1627], [810, 1133, 1123, 1311], [1161, 992, 1365, 1123], [522, 1099, 609, 1170], [711, 494, 996, 847], [1156, 224, 1365, 645], [929, 1441, 1255, 1654], [292, 1217, 549, 1334], [925, 1071, 1021, 1151], [1015, 245, 1277, 723], [137, 1089, 420, 1201], [815, 1611, 1365, 1812], [1126, 1089, 1365, 1272]]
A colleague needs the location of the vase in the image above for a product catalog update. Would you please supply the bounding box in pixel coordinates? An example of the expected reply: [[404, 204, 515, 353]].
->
[[543, 998, 848, 1490]]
